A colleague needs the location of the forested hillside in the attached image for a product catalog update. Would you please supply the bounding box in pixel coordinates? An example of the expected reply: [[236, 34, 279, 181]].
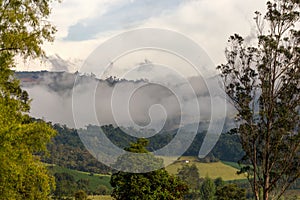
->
[[42, 123, 244, 174]]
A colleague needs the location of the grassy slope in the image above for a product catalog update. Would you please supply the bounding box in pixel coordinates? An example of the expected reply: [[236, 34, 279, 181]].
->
[[221, 161, 243, 170], [48, 165, 112, 192], [48, 160, 298, 199], [49, 157, 246, 185], [166, 156, 246, 181], [47, 156, 247, 195]]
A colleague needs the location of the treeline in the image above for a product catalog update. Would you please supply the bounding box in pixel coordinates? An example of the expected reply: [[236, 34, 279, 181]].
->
[[16, 71, 151, 91], [42, 124, 111, 174], [42, 123, 244, 174]]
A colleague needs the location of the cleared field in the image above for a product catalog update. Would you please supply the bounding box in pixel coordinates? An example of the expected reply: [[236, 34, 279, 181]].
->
[[221, 160, 245, 170], [166, 157, 246, 181], [48, 165, 112, 192], [49, 157, 246, 184]]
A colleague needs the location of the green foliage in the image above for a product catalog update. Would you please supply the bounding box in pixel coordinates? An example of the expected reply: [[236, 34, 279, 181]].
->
[[214, 177, 225, 189], [199, 176, 216, 200], [210, 133, 244, 162], [177, 164, 201, 190], [217, 0, 300, 199], [0, 55, 56, 199], [0, 0, 58, 198], [215, 184, 246, 200], [77, 179, 90, 192], [47, 123, 244, 175], [101, 124, 177, 153], [227, 179, 255, 199], [97, 185, 110, 195], [177, 164, 201, 199], [179, 130, 244, 162], [111, 169, 188, 200], [43, 124, 111, 174], [112, 138, 164, 173], [74, 190, 88, 200], [0, 0, 57, 58], [53, 172, 77, 197], [110, 139, 189, 200], [48, 165, 111, 196]]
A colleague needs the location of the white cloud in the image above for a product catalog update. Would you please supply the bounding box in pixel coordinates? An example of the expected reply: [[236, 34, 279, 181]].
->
[[140, 0, 266, 65], [23, 72, 230, 130], [62, 0, 182, 41], [49, 0, 124, 38], [21, 0, 268, 73]]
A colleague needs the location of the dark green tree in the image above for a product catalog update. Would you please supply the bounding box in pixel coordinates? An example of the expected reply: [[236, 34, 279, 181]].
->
[[177, 164, 201, 199], [215, 184, 246, 200], [214, 177, 225, 189], [217, 0, 300, 199], [74, 190, 88, 200], [199, 176, 216, 200], [53, 172, 77, 198], [110, 138, 189, 200], [97, 185, 110, 195], [112, 138, 164, 173]]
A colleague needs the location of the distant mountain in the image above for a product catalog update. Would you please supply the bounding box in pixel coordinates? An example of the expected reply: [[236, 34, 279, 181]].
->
[[15, 71, 235, 131]]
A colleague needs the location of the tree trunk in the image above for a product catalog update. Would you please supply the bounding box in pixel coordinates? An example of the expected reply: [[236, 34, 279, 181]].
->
[[263, 175, 270, 200]]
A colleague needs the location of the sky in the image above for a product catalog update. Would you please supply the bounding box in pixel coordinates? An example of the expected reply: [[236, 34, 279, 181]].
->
[[18, 0, 267, 73]]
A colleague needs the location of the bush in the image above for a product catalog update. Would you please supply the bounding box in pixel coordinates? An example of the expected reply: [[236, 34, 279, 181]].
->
[[97, 185, 110, 195], [74, 190, 87, 200]]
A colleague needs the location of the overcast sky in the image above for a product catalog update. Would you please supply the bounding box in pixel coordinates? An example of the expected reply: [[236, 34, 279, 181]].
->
[[18, 0, 267, 72]]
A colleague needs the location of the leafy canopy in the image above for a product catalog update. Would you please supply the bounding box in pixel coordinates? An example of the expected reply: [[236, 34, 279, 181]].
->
[[0, 0, 58, 199], [110, 138, 189, 200], [0, 0, 56, 57]]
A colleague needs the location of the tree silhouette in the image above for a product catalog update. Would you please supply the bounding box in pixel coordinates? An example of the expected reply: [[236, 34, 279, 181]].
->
[[217, 0, 300, 199]]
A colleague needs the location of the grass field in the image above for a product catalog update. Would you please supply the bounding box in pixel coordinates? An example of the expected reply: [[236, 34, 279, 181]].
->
[[48, 157, 246, 187], [88, 195, 113, 200], [48, 159, 299, 199], [166, 156, 246, 181], [221, 161, 243, 170], [48, 165, 112, 192]]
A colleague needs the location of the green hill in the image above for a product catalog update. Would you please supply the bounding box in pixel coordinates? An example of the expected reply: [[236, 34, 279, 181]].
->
[[48, 156, 245, 195], [166, 156, 246, 181], [48, 165, 112, 193]]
